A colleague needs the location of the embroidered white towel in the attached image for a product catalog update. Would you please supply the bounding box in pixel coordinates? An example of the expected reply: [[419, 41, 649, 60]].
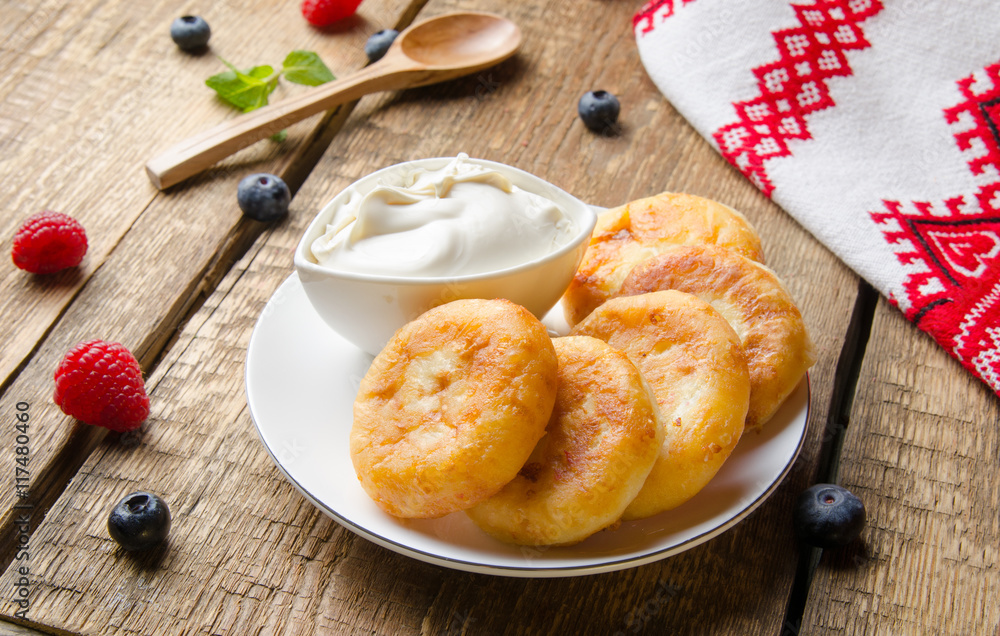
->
[[634, 0, 1000, 396]]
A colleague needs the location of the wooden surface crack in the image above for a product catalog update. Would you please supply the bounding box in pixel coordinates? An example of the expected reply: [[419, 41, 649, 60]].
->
[[781, 278, 878, 636], [816, 279, 879, 484]]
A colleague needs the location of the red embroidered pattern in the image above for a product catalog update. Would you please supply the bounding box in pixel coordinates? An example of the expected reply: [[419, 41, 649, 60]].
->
[[711, 0, 883, 196], [872, 61, 1000, 392], [633, 0, 699, 37]]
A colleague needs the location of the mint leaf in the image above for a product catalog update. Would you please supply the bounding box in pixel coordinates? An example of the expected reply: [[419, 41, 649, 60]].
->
[[246, 64, 275, 80], [205, 51, 332, 122], [282, 50, 335, 86], [205, 70, 265, 111], [206, 61, 278, 112]]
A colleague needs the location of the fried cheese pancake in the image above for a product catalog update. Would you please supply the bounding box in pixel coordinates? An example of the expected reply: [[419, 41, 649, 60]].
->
[[571, 291, 750, 520], [465, 336, 664, 546], [619, 245, 816, 429], [562, 192, 764, 327], [350, 298, 558, 519]]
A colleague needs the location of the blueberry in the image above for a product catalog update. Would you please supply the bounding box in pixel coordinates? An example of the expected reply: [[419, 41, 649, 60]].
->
[[793, 483, 866, 549], [170, 16, 211, 51], [578, 90, 621, 134], [108, 492, 171, 552], [364, 29, 399, 63], [237, 173, 290, 222]]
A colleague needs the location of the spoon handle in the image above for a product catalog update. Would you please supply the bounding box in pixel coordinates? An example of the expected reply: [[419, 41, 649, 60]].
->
[[145, 59, 424, 190]]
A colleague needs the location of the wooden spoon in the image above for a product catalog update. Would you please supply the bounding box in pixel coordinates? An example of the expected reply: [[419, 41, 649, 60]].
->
[[145, 12, 522, 190]]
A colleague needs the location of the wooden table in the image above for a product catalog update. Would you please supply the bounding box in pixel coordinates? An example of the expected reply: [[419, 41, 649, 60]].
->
[[1, 0, 996, 633]]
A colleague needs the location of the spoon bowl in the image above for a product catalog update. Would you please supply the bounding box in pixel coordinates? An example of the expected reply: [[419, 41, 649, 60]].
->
[[146, 12, 523, 190], [396, 12, 521, 71]]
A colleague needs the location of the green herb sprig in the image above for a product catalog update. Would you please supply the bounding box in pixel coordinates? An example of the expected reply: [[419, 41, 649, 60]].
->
[[206, 50, 335, 113]]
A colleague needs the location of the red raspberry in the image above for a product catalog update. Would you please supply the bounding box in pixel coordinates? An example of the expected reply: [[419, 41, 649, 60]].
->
[[11, 211, 88, 274], [301, 0, 363, 27], [53, 340, 150, 432]]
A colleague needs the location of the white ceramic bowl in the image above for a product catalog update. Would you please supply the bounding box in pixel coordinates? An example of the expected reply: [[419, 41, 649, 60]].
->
[[293, 157, 597, 356]]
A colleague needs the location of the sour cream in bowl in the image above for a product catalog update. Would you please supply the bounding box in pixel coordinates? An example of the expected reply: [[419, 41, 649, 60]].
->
[[294, 155, 597, 356]]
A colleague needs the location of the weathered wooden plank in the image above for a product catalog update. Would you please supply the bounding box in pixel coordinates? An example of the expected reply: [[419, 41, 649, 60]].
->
[[0, 618, 47, 636], [0, 0, 409, 389], [0, 0, 418, 572], [0, 1, 64, 52], [801, 298, 1000, 635], [0, 0, 860, 633]]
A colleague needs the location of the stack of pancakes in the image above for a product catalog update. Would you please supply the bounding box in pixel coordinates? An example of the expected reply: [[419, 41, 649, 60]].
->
[[350, 193, 815, 546]]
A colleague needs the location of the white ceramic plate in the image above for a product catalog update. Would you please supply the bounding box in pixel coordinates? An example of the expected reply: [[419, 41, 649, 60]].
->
[[245, 273, 810, 577]]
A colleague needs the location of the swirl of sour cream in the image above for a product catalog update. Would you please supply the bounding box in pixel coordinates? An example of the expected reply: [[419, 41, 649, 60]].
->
[[309, 154, 577, 277]]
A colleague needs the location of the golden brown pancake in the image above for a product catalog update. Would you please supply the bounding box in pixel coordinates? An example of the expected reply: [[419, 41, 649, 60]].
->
[[466, 336, 664, 545], [571, 291, 750, 520], [618, 245, 815, 429], [562, 192, 764, 326], [350, 298, 558, 519]]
